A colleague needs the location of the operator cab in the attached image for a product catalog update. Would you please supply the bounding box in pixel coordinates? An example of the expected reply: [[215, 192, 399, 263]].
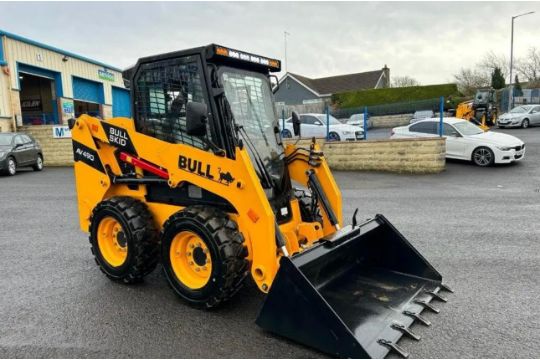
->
[[124, 45, 290, 217]]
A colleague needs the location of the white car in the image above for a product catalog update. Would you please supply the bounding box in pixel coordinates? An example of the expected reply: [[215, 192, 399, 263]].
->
[[497, 104, 540, 129], [346, 113, 373, 129], [280, 113, 363, 141], [391, 117, 525, 166]]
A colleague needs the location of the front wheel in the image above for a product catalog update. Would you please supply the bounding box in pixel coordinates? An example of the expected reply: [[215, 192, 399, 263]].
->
[[328, 132, 341, 142], [472, 147, 495, 167], [522, 119, 530, 129], [5, 157, 16, 176], [161, 206, 248, 308]]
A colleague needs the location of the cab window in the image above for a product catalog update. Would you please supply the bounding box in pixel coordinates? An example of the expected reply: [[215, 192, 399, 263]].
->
[[134, 56, 211, 150]]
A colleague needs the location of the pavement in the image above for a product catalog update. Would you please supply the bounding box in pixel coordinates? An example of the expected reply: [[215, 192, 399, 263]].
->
[[0, 127, 539, 358]]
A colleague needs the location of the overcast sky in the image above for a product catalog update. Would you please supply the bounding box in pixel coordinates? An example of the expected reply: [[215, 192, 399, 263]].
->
[[1, 2, 539, 84]]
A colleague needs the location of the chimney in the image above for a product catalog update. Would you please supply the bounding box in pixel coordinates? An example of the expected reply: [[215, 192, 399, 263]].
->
[[382, 65, 390, 88]]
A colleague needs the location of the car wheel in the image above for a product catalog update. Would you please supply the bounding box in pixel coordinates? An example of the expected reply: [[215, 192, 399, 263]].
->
[[472, 147, 495, 167], [328, 132, 341, 142], [281, 129, 292, 138], [33, 154, 44, 171], [521, 119, 529, 129], [6, 157, 16, 176]]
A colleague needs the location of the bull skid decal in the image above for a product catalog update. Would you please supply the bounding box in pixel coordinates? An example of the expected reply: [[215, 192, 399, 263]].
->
[[178, 155, 235, 186]]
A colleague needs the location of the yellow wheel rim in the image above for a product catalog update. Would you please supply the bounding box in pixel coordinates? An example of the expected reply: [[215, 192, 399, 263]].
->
[[97, 216, 128, 267], [170, 231, 212, 290]]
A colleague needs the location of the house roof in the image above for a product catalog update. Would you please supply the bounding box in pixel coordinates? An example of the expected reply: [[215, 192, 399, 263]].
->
[[286, 69, 386, 96]]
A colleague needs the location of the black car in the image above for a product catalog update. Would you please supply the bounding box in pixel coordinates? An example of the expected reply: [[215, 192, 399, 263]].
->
[[0, 133, 43, 176]]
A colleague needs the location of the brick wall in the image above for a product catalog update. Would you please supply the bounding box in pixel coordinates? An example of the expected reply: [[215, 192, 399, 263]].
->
[[18, 125, 73, 166], [286, 137, 446, 174]]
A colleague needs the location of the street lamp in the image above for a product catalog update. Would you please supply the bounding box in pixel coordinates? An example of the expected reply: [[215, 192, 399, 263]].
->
[[508, 11, 535, 111]]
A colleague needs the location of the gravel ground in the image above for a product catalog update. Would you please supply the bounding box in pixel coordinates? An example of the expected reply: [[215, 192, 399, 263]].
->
[[0, 127, 538, 358]]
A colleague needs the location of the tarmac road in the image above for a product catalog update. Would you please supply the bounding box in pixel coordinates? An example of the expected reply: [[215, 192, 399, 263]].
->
[[0, 127, 539, 358]]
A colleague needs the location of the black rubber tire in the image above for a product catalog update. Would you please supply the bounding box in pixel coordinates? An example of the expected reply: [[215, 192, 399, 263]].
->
[[328, 132, 341, 142], [161, 206, 248, 308], [522, 119, 529, 129], [32, 154, 43, 171], [89, 196, 159, 283], [5, 157, 16, 176], [472, 146, 495, 167]]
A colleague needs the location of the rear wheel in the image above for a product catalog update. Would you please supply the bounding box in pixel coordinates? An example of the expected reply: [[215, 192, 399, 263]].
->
[[89, 197, 159, 283], [522, 119, 530, 129], [472, 147, 495, 167], [282, 129, 292, 138], [33, 154, 43, 171], [161, 206, 248, 308]]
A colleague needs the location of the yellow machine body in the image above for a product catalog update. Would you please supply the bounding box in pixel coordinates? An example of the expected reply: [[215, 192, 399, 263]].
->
[[71, 114, 341, 292]]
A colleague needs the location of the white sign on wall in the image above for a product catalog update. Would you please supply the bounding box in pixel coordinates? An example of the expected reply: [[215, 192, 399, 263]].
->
[[52, 126, 71, 139]]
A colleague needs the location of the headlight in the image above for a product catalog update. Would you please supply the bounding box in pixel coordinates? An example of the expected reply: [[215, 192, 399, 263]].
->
[[0, 151, 6, 158], [341, 131, 353, 135], [497, 146, 513, 151]]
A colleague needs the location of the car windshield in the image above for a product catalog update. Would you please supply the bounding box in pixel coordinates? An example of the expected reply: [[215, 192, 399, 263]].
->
[[510, 106, 530, 113], [220, 67, 284, 187], [318, 115, 341, 125], [453, 121, 484, 135], [0, 134, 13, 146]]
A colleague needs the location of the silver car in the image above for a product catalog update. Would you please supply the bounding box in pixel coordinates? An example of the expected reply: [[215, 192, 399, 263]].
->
[[346, 113, 373, 129], [497, 105, 540, 129]]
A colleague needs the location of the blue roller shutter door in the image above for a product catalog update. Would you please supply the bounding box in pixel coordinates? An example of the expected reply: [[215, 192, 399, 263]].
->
[[72, 77, 104, 104], [112, 87, 131, 117]]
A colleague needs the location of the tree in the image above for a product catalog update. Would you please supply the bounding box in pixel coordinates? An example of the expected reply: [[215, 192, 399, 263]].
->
[[480, 51, 508, 80], [491, 67, 506, 89], [514, 74, 523, 97], [515, 47, 540, 82], [391, 76, 420, 88], [454, 68, 490, 96]]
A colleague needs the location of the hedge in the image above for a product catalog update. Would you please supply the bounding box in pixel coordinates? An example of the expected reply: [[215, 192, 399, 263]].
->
[[331, 83, 461, 109]]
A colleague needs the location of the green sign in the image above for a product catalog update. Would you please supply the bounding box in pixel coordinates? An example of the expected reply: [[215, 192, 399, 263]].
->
[[98, 69, 115, 82]]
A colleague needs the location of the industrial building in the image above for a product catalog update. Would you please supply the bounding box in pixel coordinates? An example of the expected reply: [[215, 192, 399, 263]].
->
[[0, 29, 130, 132]]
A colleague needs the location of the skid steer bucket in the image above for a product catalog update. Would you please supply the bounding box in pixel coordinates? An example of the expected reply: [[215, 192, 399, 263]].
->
[[256, 214, 451, 359]]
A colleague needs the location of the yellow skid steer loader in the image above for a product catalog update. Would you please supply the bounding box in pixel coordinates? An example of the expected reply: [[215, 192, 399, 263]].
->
[[69, 44, 451, 358]]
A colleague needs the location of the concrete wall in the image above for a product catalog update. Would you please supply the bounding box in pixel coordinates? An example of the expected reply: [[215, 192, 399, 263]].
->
[[370, 113, 412, 128], [285, 137, 446, 174], [19, 125, 73, 166]]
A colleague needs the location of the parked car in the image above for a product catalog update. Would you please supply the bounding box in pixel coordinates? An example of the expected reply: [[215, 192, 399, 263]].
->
[[497, 104, 540, 128], [0, 132, 43, 176], [346, 113, 373, 129], [410, 110, 435, 124], [391, 117, 525, 166], [281, 113, 363, 141]]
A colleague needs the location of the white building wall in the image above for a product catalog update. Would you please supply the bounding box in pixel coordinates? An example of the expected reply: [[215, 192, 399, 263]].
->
[[4, 37, 125, 104]]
